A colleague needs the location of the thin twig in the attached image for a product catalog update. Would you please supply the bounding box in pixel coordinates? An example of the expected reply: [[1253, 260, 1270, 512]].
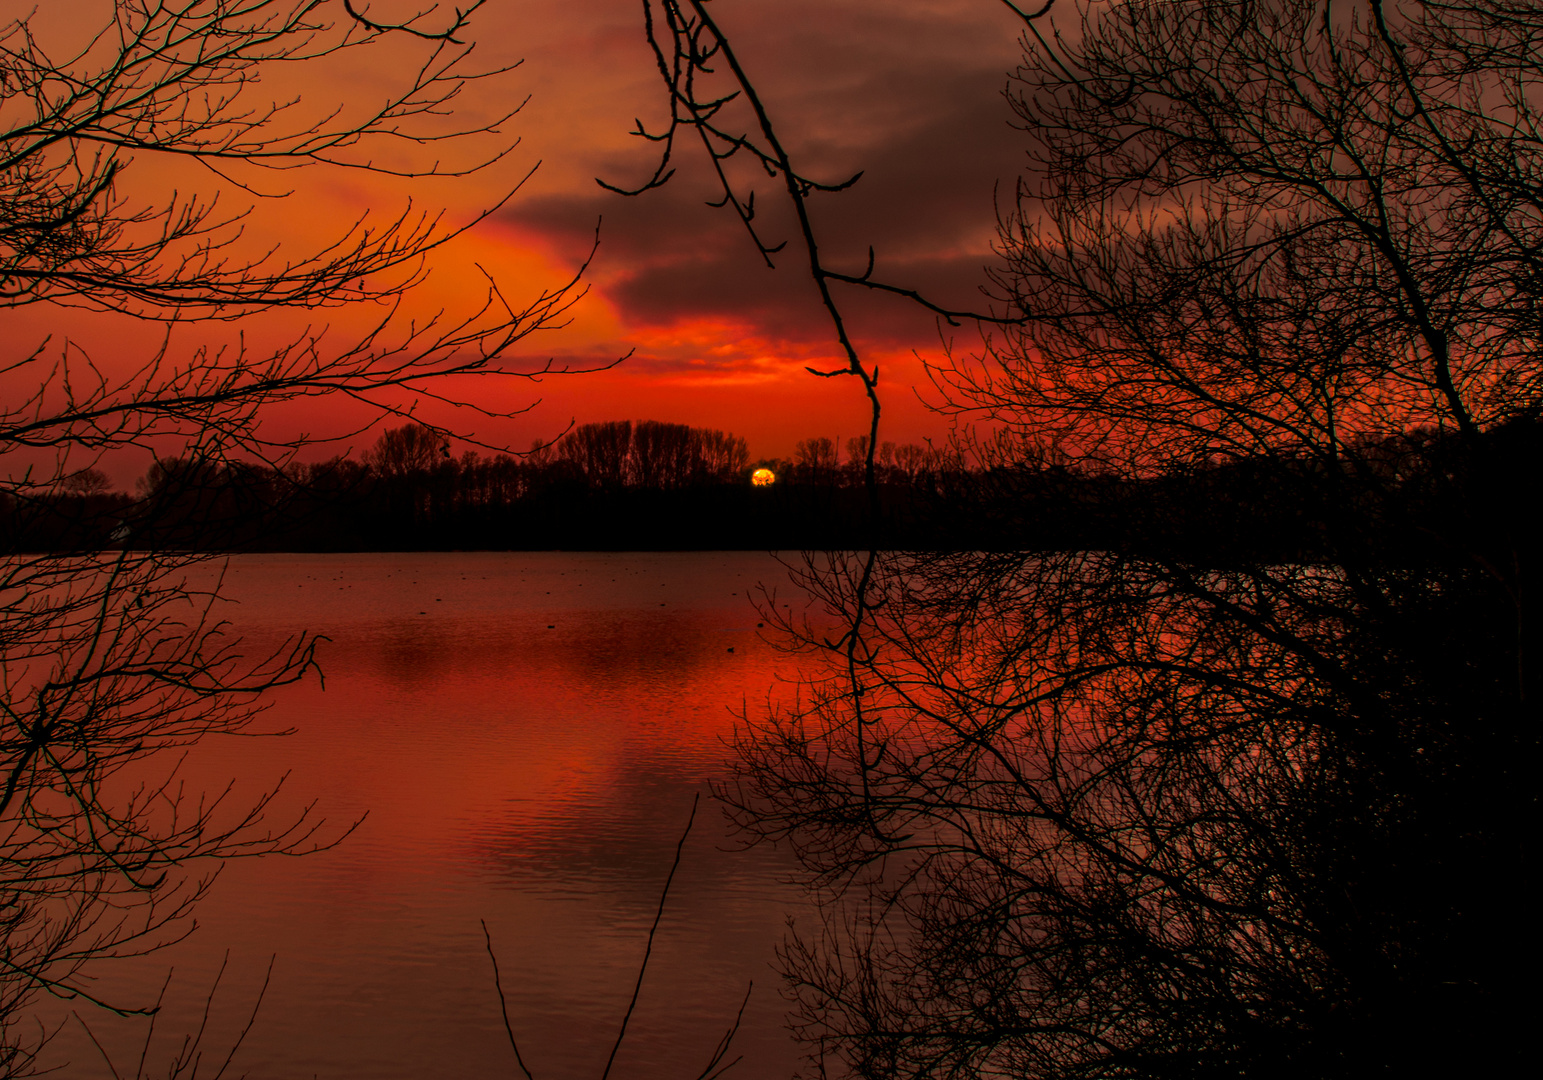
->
[[600, 792, 700, 1080], [481, 920, 537, 1080], [693, 981, 752, 1080]]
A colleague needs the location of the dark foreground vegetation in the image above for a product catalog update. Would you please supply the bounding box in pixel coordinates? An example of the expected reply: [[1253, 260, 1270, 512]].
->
[[0, 3, 587, 1074], [624, 2, 1540, 1079]]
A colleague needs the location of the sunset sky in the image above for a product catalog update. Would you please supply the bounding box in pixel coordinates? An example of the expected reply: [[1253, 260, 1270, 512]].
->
[[11, 0, 1035, 473], [464, 0, 1029, 461]]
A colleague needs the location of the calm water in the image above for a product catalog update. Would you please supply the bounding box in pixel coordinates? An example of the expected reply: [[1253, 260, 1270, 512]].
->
[[39, 552, 821, 1080]]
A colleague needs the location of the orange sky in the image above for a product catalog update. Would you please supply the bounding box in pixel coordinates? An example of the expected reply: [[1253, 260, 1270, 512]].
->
[[8, 1, 1032, 475]]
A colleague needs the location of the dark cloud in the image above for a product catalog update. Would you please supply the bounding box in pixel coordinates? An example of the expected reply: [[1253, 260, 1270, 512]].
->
[[498, 0, 1027, 352]]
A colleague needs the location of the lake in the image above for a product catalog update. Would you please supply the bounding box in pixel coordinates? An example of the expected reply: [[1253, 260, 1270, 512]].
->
[[36, 552, 820, 1080]]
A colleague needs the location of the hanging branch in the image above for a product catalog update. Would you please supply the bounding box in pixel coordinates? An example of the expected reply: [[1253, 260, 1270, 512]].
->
[[606, 0, 1043, 843], [605, 0, 1040, 492]]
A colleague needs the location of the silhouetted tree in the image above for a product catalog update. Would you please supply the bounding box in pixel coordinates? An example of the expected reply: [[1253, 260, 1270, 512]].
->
[[794, 437, 838, 485], [543, 420, 751, 493], [364, 422, 455, 528], [699, 427, 750, 482], [632, 420, 698, 488], [683, 1, 1539, 1077], [559, 420, 634, 490], [367, 423, 452, 480], [59, 469, 112, 498], [0, 2, 586, 1072]]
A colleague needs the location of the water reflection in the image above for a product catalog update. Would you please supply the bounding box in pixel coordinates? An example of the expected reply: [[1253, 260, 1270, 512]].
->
[[36, 552, 812, 1080]]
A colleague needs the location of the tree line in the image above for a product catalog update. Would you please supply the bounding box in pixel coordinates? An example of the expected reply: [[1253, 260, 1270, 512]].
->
[[4, 412, 1519, 558], [4, 420, 934, 551]]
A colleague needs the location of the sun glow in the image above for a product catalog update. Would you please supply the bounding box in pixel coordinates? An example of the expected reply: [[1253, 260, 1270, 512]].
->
[[751, 468, 776, 486]]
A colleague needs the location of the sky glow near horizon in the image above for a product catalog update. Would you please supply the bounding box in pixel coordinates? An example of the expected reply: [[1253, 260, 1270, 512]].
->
[[9, 0, 1033, 474]]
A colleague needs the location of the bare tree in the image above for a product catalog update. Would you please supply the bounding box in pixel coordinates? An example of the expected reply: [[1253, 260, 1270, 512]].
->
[[696, 427, 748, 483], [551, 420, 749, 490], [621, 1, 1537, 1076], [366, 424, 451, 480], [0, 2, 592, 1072], [558, 420, 635, 490], [793, 437, 837, 484]]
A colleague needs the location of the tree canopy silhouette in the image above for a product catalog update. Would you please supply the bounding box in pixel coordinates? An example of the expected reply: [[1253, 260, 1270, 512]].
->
[[659, 1, 1543, 1076]]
